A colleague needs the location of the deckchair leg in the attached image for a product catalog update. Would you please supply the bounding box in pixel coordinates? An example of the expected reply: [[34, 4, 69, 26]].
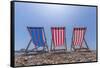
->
[[51, 40, 55, 52], [65, 38, 67, 52], [43, 46, 45, 52], [50, 40, 52, 52], [44, 44, 49, 52], [53, 44, 56, 52], [73, 46, 76, 52], [46, 44, 49, 52], [70, 40, 72, 52], [71, 41, 75, 52], [25, 39, 32, 53], [71, 45, 74, 52], [71, 31, 74, 52], [84, 38, 89, 50]]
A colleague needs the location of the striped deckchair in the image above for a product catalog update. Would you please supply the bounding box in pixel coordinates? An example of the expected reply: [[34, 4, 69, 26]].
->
[[25, 27, 49, 54], [51, 27, 67, 53], [71, 27, 90, 52]]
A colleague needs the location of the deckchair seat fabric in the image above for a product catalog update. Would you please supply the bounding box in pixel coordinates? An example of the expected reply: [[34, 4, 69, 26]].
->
[[51, 27, 65, 47], [73, 27, 86, 47], [27, 27, 46, 47]]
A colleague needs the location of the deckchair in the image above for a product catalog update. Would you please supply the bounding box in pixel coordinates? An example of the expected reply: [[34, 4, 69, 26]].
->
[[71, 27, 90, 52], [50, 27, 67, 53], [25, 27, 49, 54]]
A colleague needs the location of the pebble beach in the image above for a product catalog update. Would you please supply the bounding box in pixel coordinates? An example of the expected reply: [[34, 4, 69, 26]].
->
[[15, 51, 97, 67]]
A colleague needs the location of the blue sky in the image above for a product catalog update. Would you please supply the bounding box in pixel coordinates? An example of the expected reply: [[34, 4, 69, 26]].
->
[[15, 2, 97, 51]]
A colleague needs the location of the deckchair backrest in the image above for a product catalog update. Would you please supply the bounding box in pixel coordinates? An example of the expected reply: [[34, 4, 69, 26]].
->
[[73, 27, 86, 47], [27, 27, 46, 47], [51, 27, 65, 47]]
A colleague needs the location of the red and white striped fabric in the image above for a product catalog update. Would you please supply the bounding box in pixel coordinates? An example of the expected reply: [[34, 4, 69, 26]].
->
[[51, 27, 65, 47], [73, 28, 86, 47]]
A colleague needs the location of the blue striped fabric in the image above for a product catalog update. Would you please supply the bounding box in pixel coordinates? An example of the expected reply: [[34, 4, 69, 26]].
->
[[28, 27, 46, 47]]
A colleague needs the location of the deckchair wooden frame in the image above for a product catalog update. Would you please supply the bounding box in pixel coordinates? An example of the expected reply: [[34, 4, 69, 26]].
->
[[71, 27, 90, 52], [25, 27, 49, 54], [50, 27, 67, 53]]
